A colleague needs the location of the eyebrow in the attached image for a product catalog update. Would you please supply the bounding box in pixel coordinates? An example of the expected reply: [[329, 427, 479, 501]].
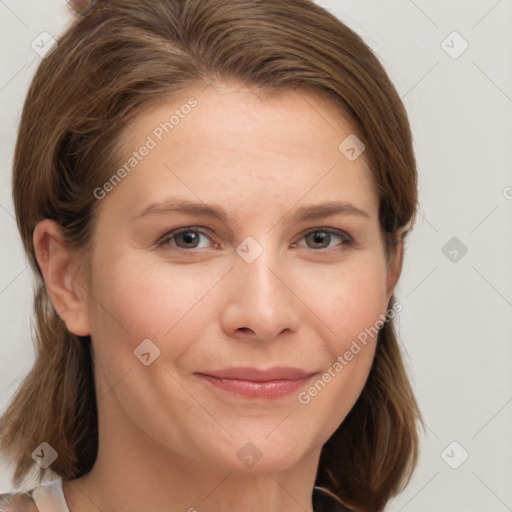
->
[[134, 197, 370, 223]]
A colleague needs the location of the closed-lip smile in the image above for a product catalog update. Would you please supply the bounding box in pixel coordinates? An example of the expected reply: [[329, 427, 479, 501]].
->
[[195, 366, 318, 399]]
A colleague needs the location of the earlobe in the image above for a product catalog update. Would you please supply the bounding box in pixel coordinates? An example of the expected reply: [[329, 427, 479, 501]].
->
[[33, 220, 91, 337]]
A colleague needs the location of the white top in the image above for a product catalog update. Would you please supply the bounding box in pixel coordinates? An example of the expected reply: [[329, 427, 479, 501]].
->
[[32, 478, 70, 512]]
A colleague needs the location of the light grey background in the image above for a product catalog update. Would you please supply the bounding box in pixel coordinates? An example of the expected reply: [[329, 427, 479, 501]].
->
[[1, 1, 511, 510]]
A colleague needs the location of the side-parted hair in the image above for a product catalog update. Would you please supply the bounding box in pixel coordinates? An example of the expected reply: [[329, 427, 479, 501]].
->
[[0, 1, 422, 510]]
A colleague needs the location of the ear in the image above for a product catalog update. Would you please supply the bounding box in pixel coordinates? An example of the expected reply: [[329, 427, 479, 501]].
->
[[385, 231, 404, 303], [33, 219, 91, 336]]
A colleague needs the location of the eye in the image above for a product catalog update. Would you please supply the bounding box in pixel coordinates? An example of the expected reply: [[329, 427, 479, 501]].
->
[[156, 227, 215, 251], [156, 226, 353, 252], [294, 228, 353, 250]]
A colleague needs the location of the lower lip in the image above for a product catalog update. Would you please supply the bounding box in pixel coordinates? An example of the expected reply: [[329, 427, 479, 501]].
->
[[197, 374, 314, 399]]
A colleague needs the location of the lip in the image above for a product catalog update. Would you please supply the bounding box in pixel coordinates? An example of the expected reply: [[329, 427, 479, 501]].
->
[[195, 366, 318, 399]]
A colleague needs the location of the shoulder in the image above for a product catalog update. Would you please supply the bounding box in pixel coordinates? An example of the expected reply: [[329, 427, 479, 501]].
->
[[0, 489, 39, 512]]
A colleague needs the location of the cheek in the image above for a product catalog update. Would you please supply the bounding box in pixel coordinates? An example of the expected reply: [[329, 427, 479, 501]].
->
[[86, 255, 226, 374], [85, 257, 215, 443], [295, 258, 389, 426], [315, 258, 390, 353], [91, 255, 217, 332]]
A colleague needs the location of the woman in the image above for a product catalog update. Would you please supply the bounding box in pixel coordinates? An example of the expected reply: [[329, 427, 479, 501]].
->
[[0, 0, 422, 510]]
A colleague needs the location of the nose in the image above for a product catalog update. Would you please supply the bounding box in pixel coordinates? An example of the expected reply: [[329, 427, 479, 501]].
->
[[220, 242, 301, 342]]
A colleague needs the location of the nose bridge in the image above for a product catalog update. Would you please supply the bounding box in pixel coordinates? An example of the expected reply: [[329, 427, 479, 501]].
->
[[224, 233, 299, 340], [236, 234, 283, 303]]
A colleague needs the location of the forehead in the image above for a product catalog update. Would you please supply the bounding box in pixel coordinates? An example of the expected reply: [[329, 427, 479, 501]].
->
[[106, 82, 378, 221]]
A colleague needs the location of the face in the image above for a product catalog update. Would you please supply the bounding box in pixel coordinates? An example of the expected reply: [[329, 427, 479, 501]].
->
[[78, 83, 398, 474]]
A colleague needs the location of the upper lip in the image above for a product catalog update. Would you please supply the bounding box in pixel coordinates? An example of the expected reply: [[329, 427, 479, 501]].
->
[[197, 366, 316, 381]]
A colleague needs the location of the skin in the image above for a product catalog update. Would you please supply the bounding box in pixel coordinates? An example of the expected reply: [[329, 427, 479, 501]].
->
[[33, 82, 402, 512]]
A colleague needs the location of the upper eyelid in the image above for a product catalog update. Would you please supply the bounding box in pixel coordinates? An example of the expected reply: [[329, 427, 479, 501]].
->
[[302, 227, 351, 238]]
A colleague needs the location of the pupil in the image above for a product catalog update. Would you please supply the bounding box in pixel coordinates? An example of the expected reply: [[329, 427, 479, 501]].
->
[[183, 232, 198, 246], [312, 232, 328, 247]]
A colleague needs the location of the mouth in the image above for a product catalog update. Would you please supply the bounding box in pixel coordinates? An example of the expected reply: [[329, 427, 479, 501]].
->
[[194, 366, 318, 399]]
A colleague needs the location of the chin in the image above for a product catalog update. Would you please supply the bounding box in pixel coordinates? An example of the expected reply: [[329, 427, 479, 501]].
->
[[206, 434, 313, 474]]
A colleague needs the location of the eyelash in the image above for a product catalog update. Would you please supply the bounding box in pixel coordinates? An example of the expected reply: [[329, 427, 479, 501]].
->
[[156, 226, 354, 252]]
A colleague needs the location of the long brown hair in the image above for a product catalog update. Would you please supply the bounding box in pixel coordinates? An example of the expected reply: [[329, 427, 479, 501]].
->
[[1, 1, 421, 510]]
